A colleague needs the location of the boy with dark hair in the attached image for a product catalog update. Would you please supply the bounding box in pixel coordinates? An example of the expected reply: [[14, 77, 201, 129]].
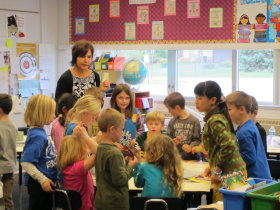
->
[[164, 92, 201, 160], [249, 96, 267, 153], [0, 94, 17, 210], [226, 91, 271, 179]]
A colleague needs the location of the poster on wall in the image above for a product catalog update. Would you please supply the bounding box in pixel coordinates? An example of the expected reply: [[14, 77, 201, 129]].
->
[[110, 0, 120, 18], [89, 5, 100, 22], [267, 0, 280, 42], [152, 21, 164, 39], [237, 0, 267, 43], [16, 15, 25, 38], [164, 0, 176, 16], [75, 17, 85, 35], [209, 8, 223, 28], [125, 22, 136, 40], [7, 15, 18, 38], [16, 43, 37, 79], [187, 0, 200, 18], [0, 51, 10, 94], [137, 6, 149, 24]]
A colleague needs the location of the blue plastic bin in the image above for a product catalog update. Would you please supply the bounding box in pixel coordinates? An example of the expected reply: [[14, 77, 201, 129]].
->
[[218, 178, 276, 210]]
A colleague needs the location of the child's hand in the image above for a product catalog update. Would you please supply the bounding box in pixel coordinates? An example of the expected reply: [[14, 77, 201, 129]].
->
[[100, 80, 110, 92], [41, 178, 55, 192], [127, 156, 139, 168], [173, 135, 185, 145], [203, 166, 211, 177], [115, 143, 123, 151], [73, 122, 87, 138], [132, 147, 141, 161], [182, 144, 191, 153], [96, 131, 102, 143], [211, 173, 220, 184], [130, 138, 136, 147]]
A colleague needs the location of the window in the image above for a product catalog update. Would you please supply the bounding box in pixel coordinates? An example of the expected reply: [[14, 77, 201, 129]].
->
[[237, 50, 274, 103], [115, 50, 168, 96], [177, 50, 232, 97]]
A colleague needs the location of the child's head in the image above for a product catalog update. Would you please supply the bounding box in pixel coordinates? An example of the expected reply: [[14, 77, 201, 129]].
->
[[194, 80, 222, 113], [225, 91, 252, 123], [97, 108, 125, 142], [145, 111, 165, 134], [239, 14, 250, 25], [56, 93, 77, 118], [0, 94, 13, 116], [255, 13, 266, 24], [84, 86, 104, 107], [57, 135, 87, 170], [145, 134, 183, 197], [24, 94, 56, 127], [249, 96, 258, 121], [110, 83, 134, 118], [66, 95, 101, 127], [164, 92, 185, 117]]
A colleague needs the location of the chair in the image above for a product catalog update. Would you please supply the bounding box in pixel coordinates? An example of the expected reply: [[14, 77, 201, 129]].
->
[[52, 187, 82, 210], [130, 196, 184, 210], [268, 159, 280, 180]]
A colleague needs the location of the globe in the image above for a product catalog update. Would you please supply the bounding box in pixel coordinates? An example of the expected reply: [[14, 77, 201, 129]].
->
[[122, 58, 147, 85]]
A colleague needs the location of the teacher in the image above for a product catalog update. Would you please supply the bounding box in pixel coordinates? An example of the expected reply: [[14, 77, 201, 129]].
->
[[55, 39, 109, 101]]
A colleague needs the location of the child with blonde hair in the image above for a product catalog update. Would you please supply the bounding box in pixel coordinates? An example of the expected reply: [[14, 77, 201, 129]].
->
[[134, 110, 165, 153], [134, 134, 183, 197], [65, 94, 101, 136], [57, 123, 96, 210], [94, 108, 139, 210], [84, 86, 104, 140], [62, 95, 101, 210], [20, 94, 57, 210]]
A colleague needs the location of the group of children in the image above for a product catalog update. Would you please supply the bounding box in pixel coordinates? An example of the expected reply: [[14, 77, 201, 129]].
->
[[0, 80, 272, 210]]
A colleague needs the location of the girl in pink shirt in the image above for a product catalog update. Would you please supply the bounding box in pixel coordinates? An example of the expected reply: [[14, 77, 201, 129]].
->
[[57, 123, 97, 210], [51, 93, 76, 154]]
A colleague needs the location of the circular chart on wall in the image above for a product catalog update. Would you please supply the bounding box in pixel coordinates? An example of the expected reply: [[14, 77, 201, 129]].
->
[[19, 52, 36, 78]]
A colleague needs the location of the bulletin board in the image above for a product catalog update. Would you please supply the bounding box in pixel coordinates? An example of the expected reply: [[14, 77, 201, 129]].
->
[[70, 0, 236, 44]]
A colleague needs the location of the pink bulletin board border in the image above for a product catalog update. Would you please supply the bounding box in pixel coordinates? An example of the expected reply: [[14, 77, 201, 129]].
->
[[69, 0, 237, 45], [187, 0, 200, 19]]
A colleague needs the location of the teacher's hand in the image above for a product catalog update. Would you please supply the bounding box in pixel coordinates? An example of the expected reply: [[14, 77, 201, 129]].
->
[[100, 80, 110, 92]]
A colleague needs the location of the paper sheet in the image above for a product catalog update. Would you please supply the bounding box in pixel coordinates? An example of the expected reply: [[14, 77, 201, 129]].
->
[[18, 79, 39, 97]]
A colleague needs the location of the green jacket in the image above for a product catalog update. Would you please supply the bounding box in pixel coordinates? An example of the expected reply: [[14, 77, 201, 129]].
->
[[136, 131, 148, 151], [94, 143, 134, 210]]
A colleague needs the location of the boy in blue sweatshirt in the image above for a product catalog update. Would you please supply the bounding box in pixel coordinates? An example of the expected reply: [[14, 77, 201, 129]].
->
[[226, 91, 271, 179]]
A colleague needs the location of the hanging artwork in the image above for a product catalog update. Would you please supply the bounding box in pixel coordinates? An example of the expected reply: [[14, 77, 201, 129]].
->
[[137, 6, 149, 24], [75, 17, 85, 35], [152, 21, 164, 39], [7, 15, 18, 38], [209, 8, 223, 28], [164, 0, 176, 16], [125, 22, 136, 40], [89, 4, 100, 22], [110, 0, 120, 18], [187, 0, 200, 18]]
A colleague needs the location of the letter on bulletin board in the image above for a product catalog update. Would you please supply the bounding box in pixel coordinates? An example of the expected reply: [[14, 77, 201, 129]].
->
[[152, 21, 164, 40], [75, 18, 85, 35], [110, 0, 120, 18], [125, 22, 136, 40], [89, 5, 100, 22], [129, 0, 156, 4], [209, 8, 223, 28], [137, 6, 149, 24], [164, 0, 176, 16], [187, 0, 200, 18]]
